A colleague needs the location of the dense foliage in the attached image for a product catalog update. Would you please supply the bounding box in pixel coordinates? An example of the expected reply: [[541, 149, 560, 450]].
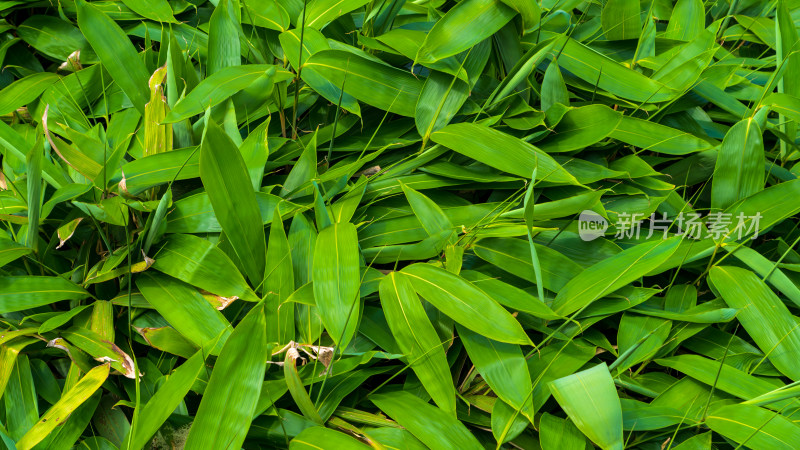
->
[[3, 0, 800, 448]]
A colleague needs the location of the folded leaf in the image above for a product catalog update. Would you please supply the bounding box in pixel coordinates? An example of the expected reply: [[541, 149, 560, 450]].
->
[[550, 364, 624, 450]]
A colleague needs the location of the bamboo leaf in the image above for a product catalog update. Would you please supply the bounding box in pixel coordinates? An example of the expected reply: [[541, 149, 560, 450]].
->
[[459, 325, 534, 420], [379, 272, 456, 415], [164, 65, 289, 123], [371, 390, 482, 449], [136, 273, 232, 354], [313, 222, 361, 349], [601, 0, 641, 41], [431, 123, 580, 184], [303, 50, 423, 116], [707, 404, 800, 450], [416, 0, 515, 64], [152, 233, 259, 302], [709, 266, 800, 380], [16, 364, 110, 450], [552, 237, 681, 315], [401, 263, 530, 345], [549, 364, 624, 450], [76, 0, 150, 113], [183, 303, 269, 449], [199, 119, 267, 284], [0, 277, 88, 314], [124, 352, 206, 450], [711, 118, 765, 210]]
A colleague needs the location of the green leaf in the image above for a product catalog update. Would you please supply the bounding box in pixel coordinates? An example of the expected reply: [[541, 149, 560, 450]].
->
[[76, 0, 150, 114], [303, 50, 423, 116], [15, 364, 109, 450], [709, 266, 800, 380], [401, 181, 453, 238], [303, 0, 371, 29], [610, 115, 718, 155], [777, 0, 800, 159], [549, 364, 623, 450], [114, 148, 199, 194], [283, 346, 323, 424], [431, 123, 580, 184], [672, 432, 712, 450], [491, 399, 528, 443], [541, 60, 569, 114], [16, 15, 94, 62], [472, 237, 584, 293], [707, 404, 800, 450], [265, 210, 295, 344], [552, 237, 681, 315], [664, 0, 704, 41], [0, 339, 35, 405], [459, 326, 534, 421], [721, 179, 800, 240], [142, 188, 172, 255], [0, 74, 60, 116], [601, 0, 641, 41], [136, 273, 232, 354], [290, 427, 371, 449], [183, 303, 269, 449], [537, 105, 621, 153], [124, 352, 205, 449], [401, 263, 530, 345], [207, 0, 241, 75], [631, 301, 736, 323], [4, 355, 38, 441], [164, 65, 289, 123], [152, 234, 259, 302], [0, 276, 88, 314], [200, 119, 267, 284], [416, 0, 515, 64], [656, 354, 791, 406], [62, 328, 135, 378], [415, 71, 470, 140], [136, 326, 198, 358], [312, 222, 361, 349], [279, 29, 360, 115], [244, 0, 290, 31], [120, 0, 175, 22], [614, 314, 670, 373], [370, 390, 482, 449], [379, 272, 456, 415], [280, 132, 318, 198], [500, 0, 539, 33], [461, 270, 560, 319], [766, 92, 800, 124], [724, 244, 800, 308], [25, 133, 43, 254], [0, 239, 32, 269], [539, 413, 588, 450], [711, 118, 765, 210], [549, 35, 676, 103]]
